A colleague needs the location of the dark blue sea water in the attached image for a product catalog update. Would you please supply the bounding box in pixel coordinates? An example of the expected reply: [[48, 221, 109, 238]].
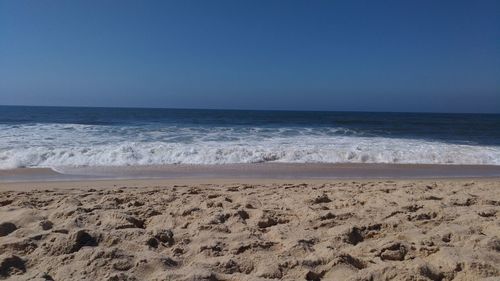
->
[[1, 105, 499, 168]]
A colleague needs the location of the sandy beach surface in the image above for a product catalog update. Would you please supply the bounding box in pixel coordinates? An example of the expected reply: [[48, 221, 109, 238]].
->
[[0, 178, 499, 281], [3, 164, 500, 182]]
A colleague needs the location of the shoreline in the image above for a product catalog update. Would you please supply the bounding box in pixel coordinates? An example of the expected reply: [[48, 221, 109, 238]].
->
[[2, 163, 500, 184]]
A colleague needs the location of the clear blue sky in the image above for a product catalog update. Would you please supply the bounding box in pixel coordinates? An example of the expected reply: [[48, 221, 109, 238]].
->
[[1, 0, 499, 113]]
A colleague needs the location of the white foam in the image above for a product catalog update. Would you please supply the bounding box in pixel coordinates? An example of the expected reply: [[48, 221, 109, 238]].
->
[[1, 137, 499, 169], [1, 123, 499, 169]]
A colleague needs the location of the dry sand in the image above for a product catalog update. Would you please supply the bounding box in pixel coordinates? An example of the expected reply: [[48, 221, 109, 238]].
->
[[0, 179, 499, 280]]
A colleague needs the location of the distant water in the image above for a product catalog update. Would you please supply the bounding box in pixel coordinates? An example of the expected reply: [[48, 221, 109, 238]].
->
[[1, 105, 499, 169]]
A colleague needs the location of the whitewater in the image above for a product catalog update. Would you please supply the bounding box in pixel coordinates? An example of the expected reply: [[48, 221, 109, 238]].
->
[[1, 122, 499, 169]]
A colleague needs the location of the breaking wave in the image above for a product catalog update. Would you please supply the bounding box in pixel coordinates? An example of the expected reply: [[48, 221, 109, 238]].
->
[[1, 123, 499, 169]]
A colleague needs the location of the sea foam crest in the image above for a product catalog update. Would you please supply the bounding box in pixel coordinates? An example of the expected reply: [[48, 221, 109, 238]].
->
[[1, 136, 499, 169]]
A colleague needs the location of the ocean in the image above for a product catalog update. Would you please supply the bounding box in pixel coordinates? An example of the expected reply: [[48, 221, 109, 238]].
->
[[1, 105, 500, 169]]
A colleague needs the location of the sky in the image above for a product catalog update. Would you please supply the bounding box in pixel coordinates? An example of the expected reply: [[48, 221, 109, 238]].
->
[[0, 0, 499, 113]]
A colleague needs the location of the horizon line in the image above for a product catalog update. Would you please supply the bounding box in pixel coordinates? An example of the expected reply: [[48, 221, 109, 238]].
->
[[1, 103, 499, 115]]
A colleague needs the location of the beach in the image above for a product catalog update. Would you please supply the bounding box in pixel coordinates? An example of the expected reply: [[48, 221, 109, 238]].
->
[[1, 108, 499, 280], [1, 175, 499, 280], [3, 0, 500, 279]]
